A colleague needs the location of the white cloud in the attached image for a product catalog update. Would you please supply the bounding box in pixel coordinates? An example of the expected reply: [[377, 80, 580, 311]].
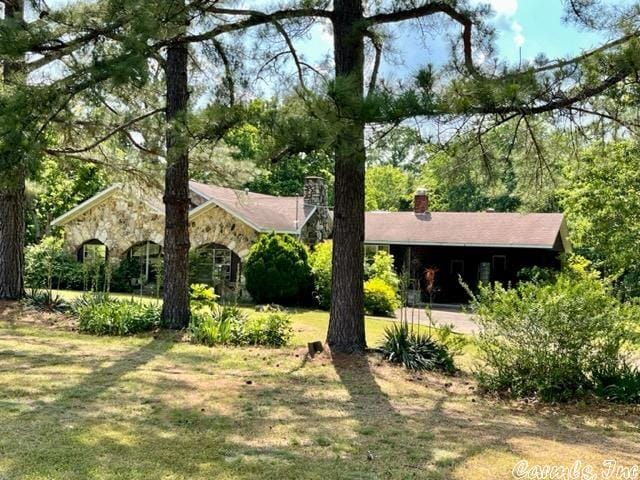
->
[[512, 20, 525, 48], [474, 0, 525, 48]]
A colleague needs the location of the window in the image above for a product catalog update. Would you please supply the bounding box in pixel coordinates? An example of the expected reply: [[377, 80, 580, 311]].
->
[[193, 244, 236, 284], [78, 240, 107, 263], [450, 259, 464, 276], [492, 255, 507, 282], [212, 247, 232, 281], [127, 241, 163, 283], [364, 244, 390, 260], [478, 262, 491, 284]]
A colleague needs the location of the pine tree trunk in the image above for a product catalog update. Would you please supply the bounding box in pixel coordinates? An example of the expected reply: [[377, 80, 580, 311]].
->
[[327, 0, 367, 353], [0, 0, 25, 300], [0, 167, 25, 299], [162, 35, 191, 328]]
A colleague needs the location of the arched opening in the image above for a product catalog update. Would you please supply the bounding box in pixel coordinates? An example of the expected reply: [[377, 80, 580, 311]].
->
[[77, 239, 108, 263], [190, 243, 241, 289], [123, 241, 163, 286]]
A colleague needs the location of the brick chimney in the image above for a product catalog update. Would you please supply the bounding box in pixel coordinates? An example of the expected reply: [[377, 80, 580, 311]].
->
[[414, 188, 429, 214]]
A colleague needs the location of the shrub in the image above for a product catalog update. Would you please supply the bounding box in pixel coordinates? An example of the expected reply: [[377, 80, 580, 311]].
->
[[241, 312, 293, 347], [471, 272, 639, 402], [189, 304, 246, 346], [190, 283, 219, 308], [593, 362, 640, 404], [364, 278, 399, 316], [379, 322, 456, 373], [244, 233, 313, 305], [309, 240, 333, 309], [109, 257, 139, 293], [188, 306, 291, 347], [25, 236, 83, 290], [366, 250, 399, 291], [76, 297, 161, 336], [310, 242, 401, 311]]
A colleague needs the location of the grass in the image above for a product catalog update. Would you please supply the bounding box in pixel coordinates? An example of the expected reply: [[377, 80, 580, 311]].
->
[[1, 301, 639, 479], [49, 289, 440, 347]]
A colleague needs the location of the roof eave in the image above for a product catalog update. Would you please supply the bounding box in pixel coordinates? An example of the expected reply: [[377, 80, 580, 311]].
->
[[364, 239, 557, 249], [51, 184, 122, 227]]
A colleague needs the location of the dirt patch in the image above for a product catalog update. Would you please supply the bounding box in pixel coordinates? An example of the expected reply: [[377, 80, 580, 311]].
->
[[0, 300, 78, 331]]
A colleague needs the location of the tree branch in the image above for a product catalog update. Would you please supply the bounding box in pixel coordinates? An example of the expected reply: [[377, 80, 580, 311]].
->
[[46, 107, 164, 154]]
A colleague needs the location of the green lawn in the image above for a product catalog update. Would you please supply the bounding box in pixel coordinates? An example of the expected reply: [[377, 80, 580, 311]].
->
[[49, 289, 443, 348], [1, 300, 639, 479]]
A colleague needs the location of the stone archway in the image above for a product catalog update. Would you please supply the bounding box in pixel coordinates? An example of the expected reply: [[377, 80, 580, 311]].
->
[[190, 204, 257, 261]]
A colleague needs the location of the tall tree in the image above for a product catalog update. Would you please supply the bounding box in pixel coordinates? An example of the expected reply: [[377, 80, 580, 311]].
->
[[161, 2, 190, 327], [326, 0, 367, 352], [0, 0, 25, 299]]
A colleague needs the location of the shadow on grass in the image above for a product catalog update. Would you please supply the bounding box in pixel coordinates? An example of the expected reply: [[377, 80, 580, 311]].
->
[[0, 325, 639, 479]]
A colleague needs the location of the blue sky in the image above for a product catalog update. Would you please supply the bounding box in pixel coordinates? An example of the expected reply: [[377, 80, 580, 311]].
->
[[294, 0, 615, 84]]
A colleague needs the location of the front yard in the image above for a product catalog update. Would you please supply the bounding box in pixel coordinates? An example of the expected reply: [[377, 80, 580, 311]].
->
[[0, 301, 639, 479]]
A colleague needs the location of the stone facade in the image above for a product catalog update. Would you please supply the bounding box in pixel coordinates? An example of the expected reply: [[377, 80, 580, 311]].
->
[[60, 177, 333, 263], [62, 188, 164, 259], [190, 204, 257, 259], [300, 176, 332, 246]]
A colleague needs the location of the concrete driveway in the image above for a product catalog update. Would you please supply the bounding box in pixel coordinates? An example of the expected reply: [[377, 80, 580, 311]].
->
[[393, 306, 478, 335]]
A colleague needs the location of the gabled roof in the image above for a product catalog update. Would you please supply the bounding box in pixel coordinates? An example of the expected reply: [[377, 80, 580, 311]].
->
[[51, 184, 165, 228], [189, 181, 315, 234], [365, 211, 570, 251]]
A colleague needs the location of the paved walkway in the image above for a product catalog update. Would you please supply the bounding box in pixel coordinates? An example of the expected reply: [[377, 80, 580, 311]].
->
[[393, 306, 479, 335]]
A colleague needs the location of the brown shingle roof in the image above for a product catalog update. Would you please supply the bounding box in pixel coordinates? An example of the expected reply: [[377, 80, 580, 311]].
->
[[189, 181, 315, 233], [365, 211, 567, 250]]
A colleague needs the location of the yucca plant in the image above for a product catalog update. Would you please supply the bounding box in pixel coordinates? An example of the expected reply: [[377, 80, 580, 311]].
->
[[22, 289, 69, 313], [379, 322, 456, 373]]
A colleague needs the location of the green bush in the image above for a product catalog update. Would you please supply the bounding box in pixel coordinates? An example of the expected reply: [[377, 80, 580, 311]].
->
[[366, 250, 399, 291], [309, 240, 333, 309], [188, 305, 291, 348], [25, 236, 83, 290], [244, 233, 313, 305], [471, 272, 640, 402], [311, 242, 401, 312], [364, 278, 400, 316], [240, 313, 293, 347], [110, 257, 139, 293], [189, 304, 246, 346], [190, 283, 219, 308], [76, 297, 161, 336], [379, 322, 456, 373]]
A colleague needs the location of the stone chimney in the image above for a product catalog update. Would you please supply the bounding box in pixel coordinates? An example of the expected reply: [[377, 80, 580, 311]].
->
[[303, 176, 327, 207], [302, 176, 332, 245], [414, 188, 429, 214]]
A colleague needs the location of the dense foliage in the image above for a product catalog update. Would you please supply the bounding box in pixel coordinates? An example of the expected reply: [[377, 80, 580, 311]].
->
[[309, 241, 333, 309], [560, 141, 640, 298], [310, 241, 400, 314], [472, 266, 640, 402], [75, 296, 161, 336], [363, 278, 400, 316], [24, 236, 83, 290], [244, 233, 313, 305], [188, 284, 292, 347]]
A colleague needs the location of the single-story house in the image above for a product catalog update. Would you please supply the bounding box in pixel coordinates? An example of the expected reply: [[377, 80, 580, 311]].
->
[[52, 178, 569, 302]]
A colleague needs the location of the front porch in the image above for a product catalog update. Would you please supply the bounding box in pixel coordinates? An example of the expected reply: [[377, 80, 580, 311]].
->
[[384, 244, 562, 304]]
